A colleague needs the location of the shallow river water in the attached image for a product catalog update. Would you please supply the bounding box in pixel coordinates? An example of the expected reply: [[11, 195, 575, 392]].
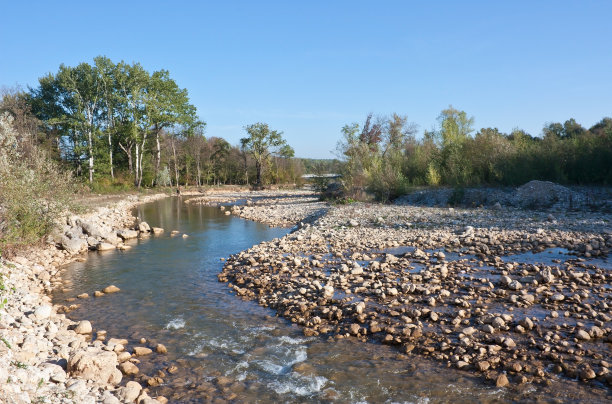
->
[[53, 197, 608, 403]]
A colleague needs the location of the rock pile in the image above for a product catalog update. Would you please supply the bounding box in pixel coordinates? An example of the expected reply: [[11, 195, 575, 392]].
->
[[219, 197, 612, 390], [55, 211, 162, 255], [395, 181, 612, 211]]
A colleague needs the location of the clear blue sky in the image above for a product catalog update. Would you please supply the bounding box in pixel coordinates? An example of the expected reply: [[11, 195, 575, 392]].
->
[[1, 1, 611, 158]]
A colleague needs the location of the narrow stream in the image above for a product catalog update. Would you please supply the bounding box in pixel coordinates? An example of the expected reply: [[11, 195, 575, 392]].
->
[[53, 197, 605, 403]]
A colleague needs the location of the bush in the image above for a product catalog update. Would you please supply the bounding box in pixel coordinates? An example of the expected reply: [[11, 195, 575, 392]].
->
[[0, 112, 75, 251], [156, 166, 172, 187], [447, 187, 465, 206]]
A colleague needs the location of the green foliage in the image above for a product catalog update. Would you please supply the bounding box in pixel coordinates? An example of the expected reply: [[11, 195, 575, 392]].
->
[[337, 113, 417, 201], [156, 166, 172, 187], [1, 336, 11, 349], [89, 176, 133, 194], [11, 361, 28, 369], [29, 56, 201, 188], [337, 110, 612, 200], [300, 158, 343, 174], [447, 187, 466, 206], [311, 176, 332, 193], [240, 123, 290, 186], [0, 112, 75, 249]]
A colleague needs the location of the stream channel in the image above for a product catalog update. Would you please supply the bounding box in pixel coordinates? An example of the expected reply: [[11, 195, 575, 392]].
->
[[53, 197, 603, 403]]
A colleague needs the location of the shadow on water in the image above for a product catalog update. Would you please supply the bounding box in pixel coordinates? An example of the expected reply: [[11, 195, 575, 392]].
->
[[53, 197, 608, 403]]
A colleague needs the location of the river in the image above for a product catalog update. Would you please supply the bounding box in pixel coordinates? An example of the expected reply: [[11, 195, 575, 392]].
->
[[53, 197, 605, 403]]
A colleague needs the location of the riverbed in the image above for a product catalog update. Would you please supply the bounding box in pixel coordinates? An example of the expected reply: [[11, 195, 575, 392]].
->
[[53, 197, 610, 403]]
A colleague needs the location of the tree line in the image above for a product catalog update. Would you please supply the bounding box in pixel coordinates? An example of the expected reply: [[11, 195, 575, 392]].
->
[[2, 56, 303, 190], [337, 107, 612, 201]]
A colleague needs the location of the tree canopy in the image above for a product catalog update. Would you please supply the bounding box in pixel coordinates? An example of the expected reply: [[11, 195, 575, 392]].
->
[[240, 122, 292, 187]]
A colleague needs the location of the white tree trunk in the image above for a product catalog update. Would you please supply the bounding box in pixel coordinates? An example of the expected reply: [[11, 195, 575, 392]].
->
[[134, 143, 140, 187], [172, 139, 179, 186], [108, 131, 114, 179], [88, 129, 94, 183], [138, 136, 146, 188], [154, 130, 161, 186]]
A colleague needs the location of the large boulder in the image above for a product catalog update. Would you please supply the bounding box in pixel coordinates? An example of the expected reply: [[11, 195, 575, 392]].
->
[[65, 226, 83, 239], [97, 242, 116, 251], [117, 229, 139, 240], [60, 236, 88, 254], [102, 233, 121, 245], [68, 350, 122, 386], [138, 221, 151, 233], [77, 219, 112, 239], [117, 381, 142, 402]]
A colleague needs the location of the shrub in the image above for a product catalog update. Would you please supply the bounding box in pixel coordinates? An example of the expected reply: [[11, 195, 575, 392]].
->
[[0, 112, 75, 251], [447, 187, 465, 206]]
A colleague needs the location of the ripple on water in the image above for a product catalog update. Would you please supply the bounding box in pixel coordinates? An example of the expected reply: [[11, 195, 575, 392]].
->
[[268, 373, 329, 396], [164, 316, 185, 330]]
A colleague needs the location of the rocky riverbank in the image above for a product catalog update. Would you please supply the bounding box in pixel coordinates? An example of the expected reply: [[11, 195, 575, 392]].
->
[[0, 192, 174, 404], [218, 189, 612, 396], [3, 185, 610, 402]]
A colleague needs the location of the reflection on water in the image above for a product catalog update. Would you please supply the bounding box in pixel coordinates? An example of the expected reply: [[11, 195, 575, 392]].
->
[[53, 197, 608, 403]]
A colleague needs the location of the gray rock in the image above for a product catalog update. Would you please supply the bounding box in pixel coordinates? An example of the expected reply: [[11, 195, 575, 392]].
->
[[138, 221, 151, 232], [576, 329, 591, 341], [117, 229, 139, 240], [97, 242, 115, 251], [60, 236, 88, 254], [34, 305, 52, 320], [78, 219, 111, 239]]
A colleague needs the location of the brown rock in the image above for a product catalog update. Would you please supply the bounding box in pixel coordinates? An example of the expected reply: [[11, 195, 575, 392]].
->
[[119, 361, 139, 375], [117, 352, 132, 363], [156, 343, 168, 354], [496, 373, 509, 387], [147, 376, 164, 387], [103, 285, 120, 294], [68, 350, 122, 386], [579, 367, 596, 380], [576, 329, 591, 341], [133, 346, 153, 356], [117, 381, 142, 402]]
